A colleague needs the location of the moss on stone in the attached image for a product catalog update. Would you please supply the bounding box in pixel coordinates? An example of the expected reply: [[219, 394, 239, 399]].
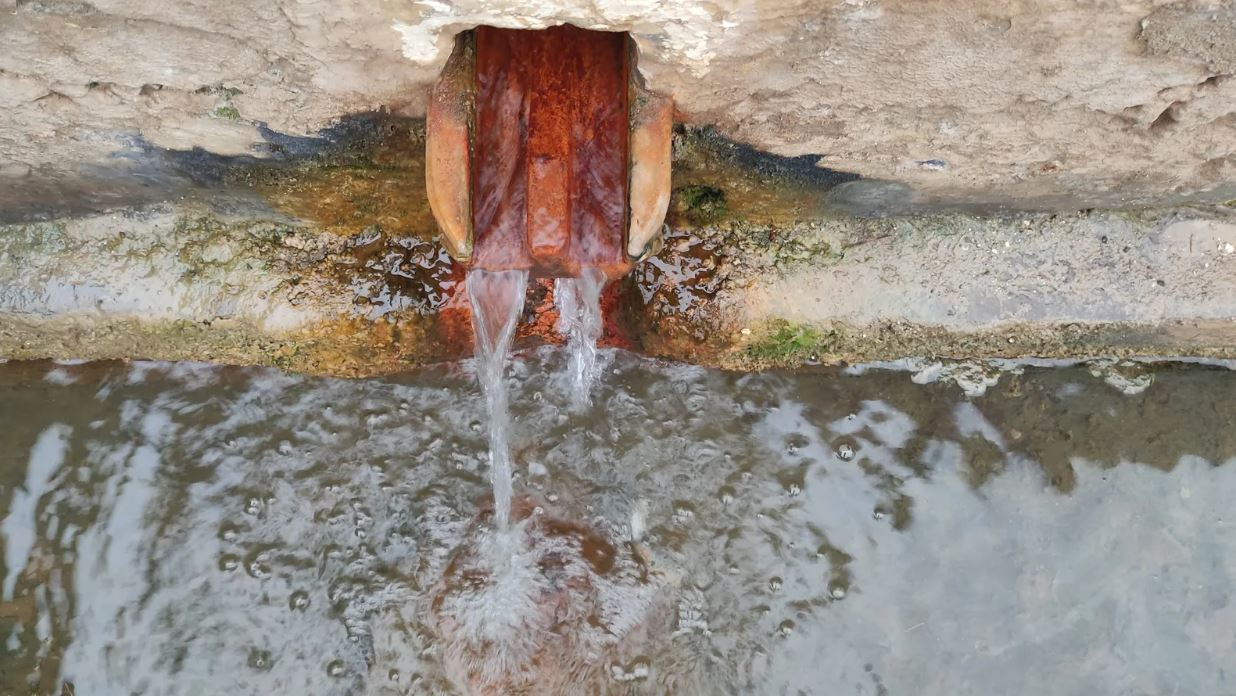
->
[[746, 320, 836, 363], [211, 105, 241, 120], [673, 184, 728, 224]]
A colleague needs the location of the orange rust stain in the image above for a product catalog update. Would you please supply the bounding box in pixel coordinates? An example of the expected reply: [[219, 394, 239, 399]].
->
[[429, 276, 637, 359], [471, 25, 630, 279]]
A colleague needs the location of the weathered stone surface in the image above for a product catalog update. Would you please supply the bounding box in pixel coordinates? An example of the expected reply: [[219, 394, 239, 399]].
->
[[3, 200, 1234, 375], [630, 204, 1236, 368], [2, 0, 1235, 209]]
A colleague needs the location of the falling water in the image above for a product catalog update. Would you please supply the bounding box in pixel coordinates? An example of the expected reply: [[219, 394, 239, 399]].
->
[[554, 267, 608, 407], [467, 268, 529, 529]]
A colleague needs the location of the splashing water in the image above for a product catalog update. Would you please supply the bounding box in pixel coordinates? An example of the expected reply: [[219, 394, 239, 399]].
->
[[467, 268, 529, 529], [554, 267, 608, 407]]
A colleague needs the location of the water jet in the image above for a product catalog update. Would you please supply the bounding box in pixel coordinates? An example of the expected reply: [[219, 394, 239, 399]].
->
[[427, 25, 675, 527]]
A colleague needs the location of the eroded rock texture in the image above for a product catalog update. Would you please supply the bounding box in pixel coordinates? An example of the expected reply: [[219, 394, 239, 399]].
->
[[2, 0, 1235, 210]]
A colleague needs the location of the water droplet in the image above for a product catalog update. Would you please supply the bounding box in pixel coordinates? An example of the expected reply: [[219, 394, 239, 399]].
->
[[248, 648, 272, 670], [533, 506, 545, 515], [289, 590, 310, 611], [326, 659, 345, 677], [246, 556, 271, 579], [836, 443, 855, 461], [768, 577, 783, 593], [831, 585, 847, 600], [218, 555, 240, 572]]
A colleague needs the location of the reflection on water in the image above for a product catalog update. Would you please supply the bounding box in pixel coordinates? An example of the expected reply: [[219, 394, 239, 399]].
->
[[1, 352, 1235, 695]]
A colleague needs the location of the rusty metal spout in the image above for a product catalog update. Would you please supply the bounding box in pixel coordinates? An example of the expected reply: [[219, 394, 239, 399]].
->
[[426, 26, 673, 280]]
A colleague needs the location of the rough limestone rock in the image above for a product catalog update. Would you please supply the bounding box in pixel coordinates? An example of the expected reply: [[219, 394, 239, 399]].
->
[[1, 0, 1235, 209]]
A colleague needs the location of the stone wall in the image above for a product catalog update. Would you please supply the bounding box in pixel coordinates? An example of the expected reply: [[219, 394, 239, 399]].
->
[[2, 0, 1235, 209]]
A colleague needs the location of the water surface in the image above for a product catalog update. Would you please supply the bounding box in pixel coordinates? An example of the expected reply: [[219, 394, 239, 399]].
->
[[1, 352, 1234, 695]]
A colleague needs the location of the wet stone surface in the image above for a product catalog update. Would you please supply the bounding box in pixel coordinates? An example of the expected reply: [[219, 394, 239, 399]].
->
[[1, 351, 1235, 695]]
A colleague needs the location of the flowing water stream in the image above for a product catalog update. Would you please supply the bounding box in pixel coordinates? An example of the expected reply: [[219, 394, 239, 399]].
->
[[465, 269, 528, 530], [2, 353, 1236, 695], [554, 268, 608, 407]]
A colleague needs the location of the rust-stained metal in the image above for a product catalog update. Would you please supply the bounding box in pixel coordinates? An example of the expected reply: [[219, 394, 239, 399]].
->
[[425, 26, 673, 279], [425, 33, 475, 261], [627, 91, 674, 261]]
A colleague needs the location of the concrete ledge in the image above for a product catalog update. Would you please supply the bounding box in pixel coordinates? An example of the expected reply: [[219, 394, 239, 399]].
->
[[2, 202, 1234, 375]]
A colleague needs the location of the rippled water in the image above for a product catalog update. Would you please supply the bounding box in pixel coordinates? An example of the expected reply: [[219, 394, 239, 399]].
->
[[2, 352, 1236, 695]]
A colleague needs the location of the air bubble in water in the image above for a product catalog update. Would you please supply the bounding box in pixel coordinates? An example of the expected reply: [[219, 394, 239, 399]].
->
[[248, 649, 272, 670], [831, 586, 847, 600], [777, 619, 795, 637], [326, 660, 345, 677], [246, 555, 271, 578], [836, 443, 855, 461], [218, 555, 239, 572], [289, 591, 310, 611], [768, 577, 783, 593]]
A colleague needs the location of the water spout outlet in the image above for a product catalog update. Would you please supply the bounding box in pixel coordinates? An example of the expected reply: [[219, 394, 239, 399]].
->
[[426, 26, 673, 281]]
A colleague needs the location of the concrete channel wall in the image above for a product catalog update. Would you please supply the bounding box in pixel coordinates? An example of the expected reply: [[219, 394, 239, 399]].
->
[[3, 199, 1234, 376]]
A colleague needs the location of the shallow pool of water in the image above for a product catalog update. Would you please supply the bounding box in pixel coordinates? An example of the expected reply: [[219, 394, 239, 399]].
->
[[1, 351, 1235, 695]]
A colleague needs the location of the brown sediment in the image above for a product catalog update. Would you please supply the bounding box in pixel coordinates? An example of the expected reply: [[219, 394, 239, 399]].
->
[[230, 117, 437, 239], [666, 125, 859, 228]]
